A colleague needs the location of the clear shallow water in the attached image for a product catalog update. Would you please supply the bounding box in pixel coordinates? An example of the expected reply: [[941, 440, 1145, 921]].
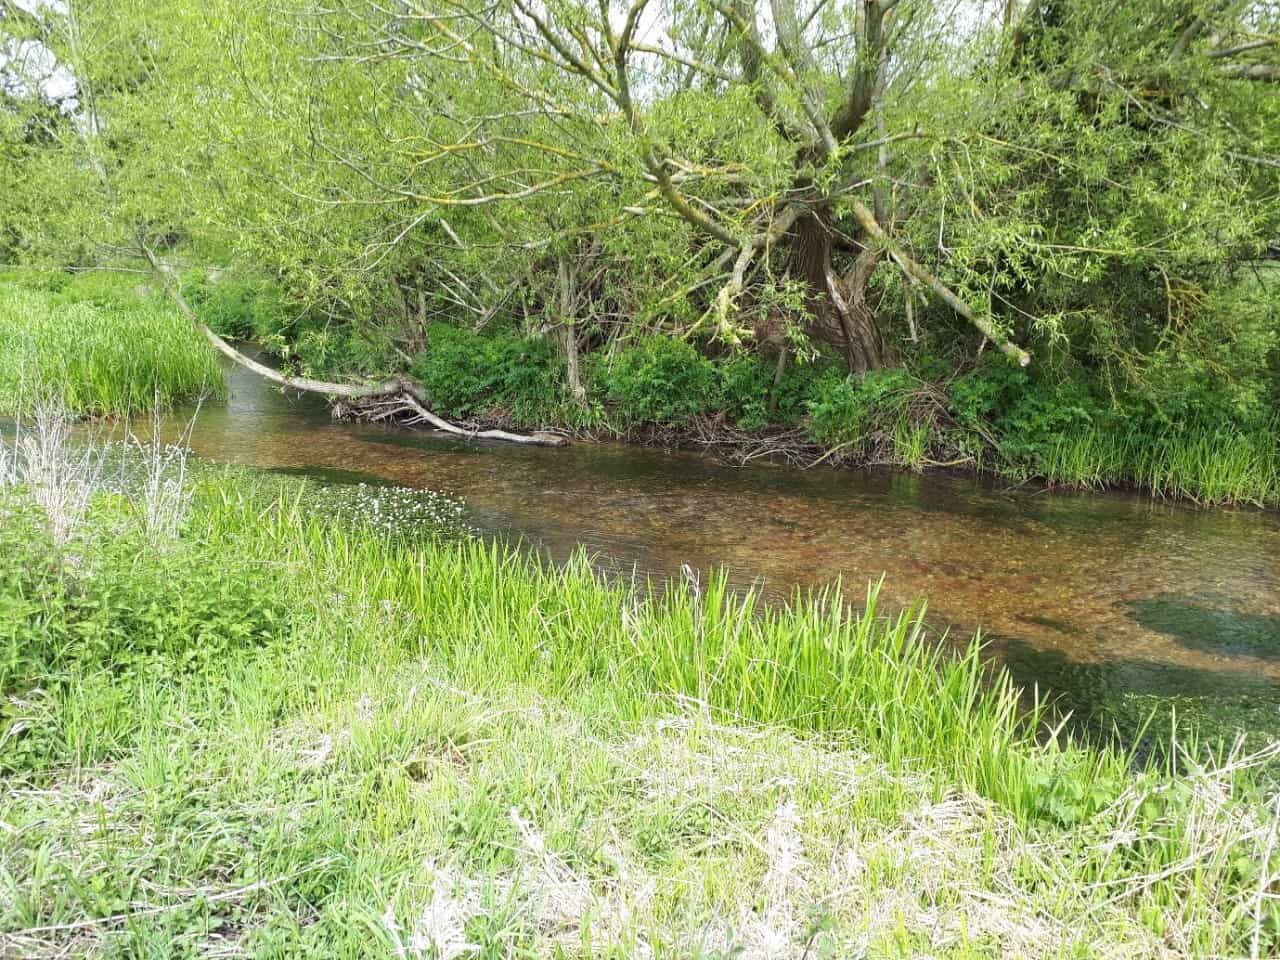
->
[[145, 360, 1280, 746]]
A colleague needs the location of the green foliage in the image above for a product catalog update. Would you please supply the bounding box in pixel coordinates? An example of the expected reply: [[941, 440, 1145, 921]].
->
[[1, 0, 1276, 506], [949, 360, 1099, 469], [717, 351, 829, 430], [1115, 279, 1279, 434], [805, 369, 918, 449], [182, 272, 290, 343], [599, 336, 720, 425], [1, 510, 283, 681], [410, 323, 566, 425], [0, 283, 223, 416], [0, 497, 288, 769], [948, 351, 1280, 504]]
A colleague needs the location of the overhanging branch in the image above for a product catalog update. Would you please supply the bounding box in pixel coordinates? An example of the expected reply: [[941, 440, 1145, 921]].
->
[[845, 200, 1032, 366], [138, 243, 565, 446]]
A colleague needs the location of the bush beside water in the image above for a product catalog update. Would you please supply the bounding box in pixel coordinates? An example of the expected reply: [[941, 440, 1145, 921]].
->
[[399, 323, 1278, 504]]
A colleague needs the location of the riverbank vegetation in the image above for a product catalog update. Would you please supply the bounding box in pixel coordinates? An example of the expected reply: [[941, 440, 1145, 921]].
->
[[2, 0, 1277, 502], [1, 421, 1277, 957], [0, 276, 222, 417], [4, 266, 1277, 504]]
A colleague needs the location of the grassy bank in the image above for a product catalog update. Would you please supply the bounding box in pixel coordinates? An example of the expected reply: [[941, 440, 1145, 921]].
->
[[0, 278, 222, 416], [0, 440, 1277, 956]]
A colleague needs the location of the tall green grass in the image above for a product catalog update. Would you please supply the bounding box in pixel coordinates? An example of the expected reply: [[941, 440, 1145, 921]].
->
[[0, 283, 223, 416], [285, 529, 1057, 817], [1040, 424, 1279, 506], [201, 483, 1270, 824]]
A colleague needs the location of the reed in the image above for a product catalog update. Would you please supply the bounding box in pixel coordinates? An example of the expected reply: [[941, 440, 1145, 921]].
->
[[1039, 424, 1278, 506], [0, 284, 223, 416]]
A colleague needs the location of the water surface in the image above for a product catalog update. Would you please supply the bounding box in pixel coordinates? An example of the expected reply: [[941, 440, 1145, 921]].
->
[[152, 360, 1280, 746]]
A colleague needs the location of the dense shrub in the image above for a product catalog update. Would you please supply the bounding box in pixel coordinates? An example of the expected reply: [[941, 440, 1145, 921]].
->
[[949, 360, 1101, 471], [599, 336, 719, 425], [944, 348, 1278, 502], [1114, 285, 1279, 434], [183, 274, 290, 343], [716, 352, 831, 430], [805, 368, 918, 449], [410, 323, 565, 424]]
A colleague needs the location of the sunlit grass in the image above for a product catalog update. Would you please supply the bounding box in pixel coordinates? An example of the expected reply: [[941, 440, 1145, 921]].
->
[[0, 472, 1275, 955], [0, 283, 223, 416], [1040, 424, 1279, 506]]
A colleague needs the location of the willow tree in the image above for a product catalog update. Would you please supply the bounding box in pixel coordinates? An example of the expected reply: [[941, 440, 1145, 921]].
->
[[2, 0, 1276, 388], [0, 0, 573, 442], [299, 0, 1277, 374]]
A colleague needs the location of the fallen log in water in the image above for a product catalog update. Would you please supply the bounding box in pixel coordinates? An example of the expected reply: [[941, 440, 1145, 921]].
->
[[348, 393, 568, 447]]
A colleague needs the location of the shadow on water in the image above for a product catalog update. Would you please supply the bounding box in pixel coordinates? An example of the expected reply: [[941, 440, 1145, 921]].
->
[[1127, 596, 1280, 661], [999, 637, 1280, 761]]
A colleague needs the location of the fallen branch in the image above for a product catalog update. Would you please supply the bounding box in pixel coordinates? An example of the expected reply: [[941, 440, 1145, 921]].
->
[[388, 392, 568, 447], [138, 243, 565, 447]]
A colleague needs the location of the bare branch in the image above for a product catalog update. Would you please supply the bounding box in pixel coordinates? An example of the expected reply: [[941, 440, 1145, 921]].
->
[[1219, 62, 1280, 81], [1206, 37, 1278, 59]]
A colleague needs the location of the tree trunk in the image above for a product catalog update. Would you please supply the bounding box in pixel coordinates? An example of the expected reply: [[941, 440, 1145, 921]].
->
[[789, 210, 892, 372], [562, 323, 585, 404], [557, 254, 586, 405]]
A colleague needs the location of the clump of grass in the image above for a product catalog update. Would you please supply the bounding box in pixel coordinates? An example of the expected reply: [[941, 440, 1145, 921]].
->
[[1040, 426, 1278, 506], [0, 284, 223, 417]]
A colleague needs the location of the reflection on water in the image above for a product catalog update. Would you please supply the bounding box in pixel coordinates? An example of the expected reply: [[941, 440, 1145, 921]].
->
[[138, 359, 1280, 744]]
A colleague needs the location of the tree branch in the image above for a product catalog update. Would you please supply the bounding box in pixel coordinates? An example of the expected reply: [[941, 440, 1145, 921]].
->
[[1219, 63, 1280, 82], [845, 200, 1031, 366], [831, 0, 889, 143], [138, 243, 565, 445]]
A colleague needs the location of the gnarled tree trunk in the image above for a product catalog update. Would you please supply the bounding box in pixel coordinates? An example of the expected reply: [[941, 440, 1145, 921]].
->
[[789, 209, 893, 372]]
